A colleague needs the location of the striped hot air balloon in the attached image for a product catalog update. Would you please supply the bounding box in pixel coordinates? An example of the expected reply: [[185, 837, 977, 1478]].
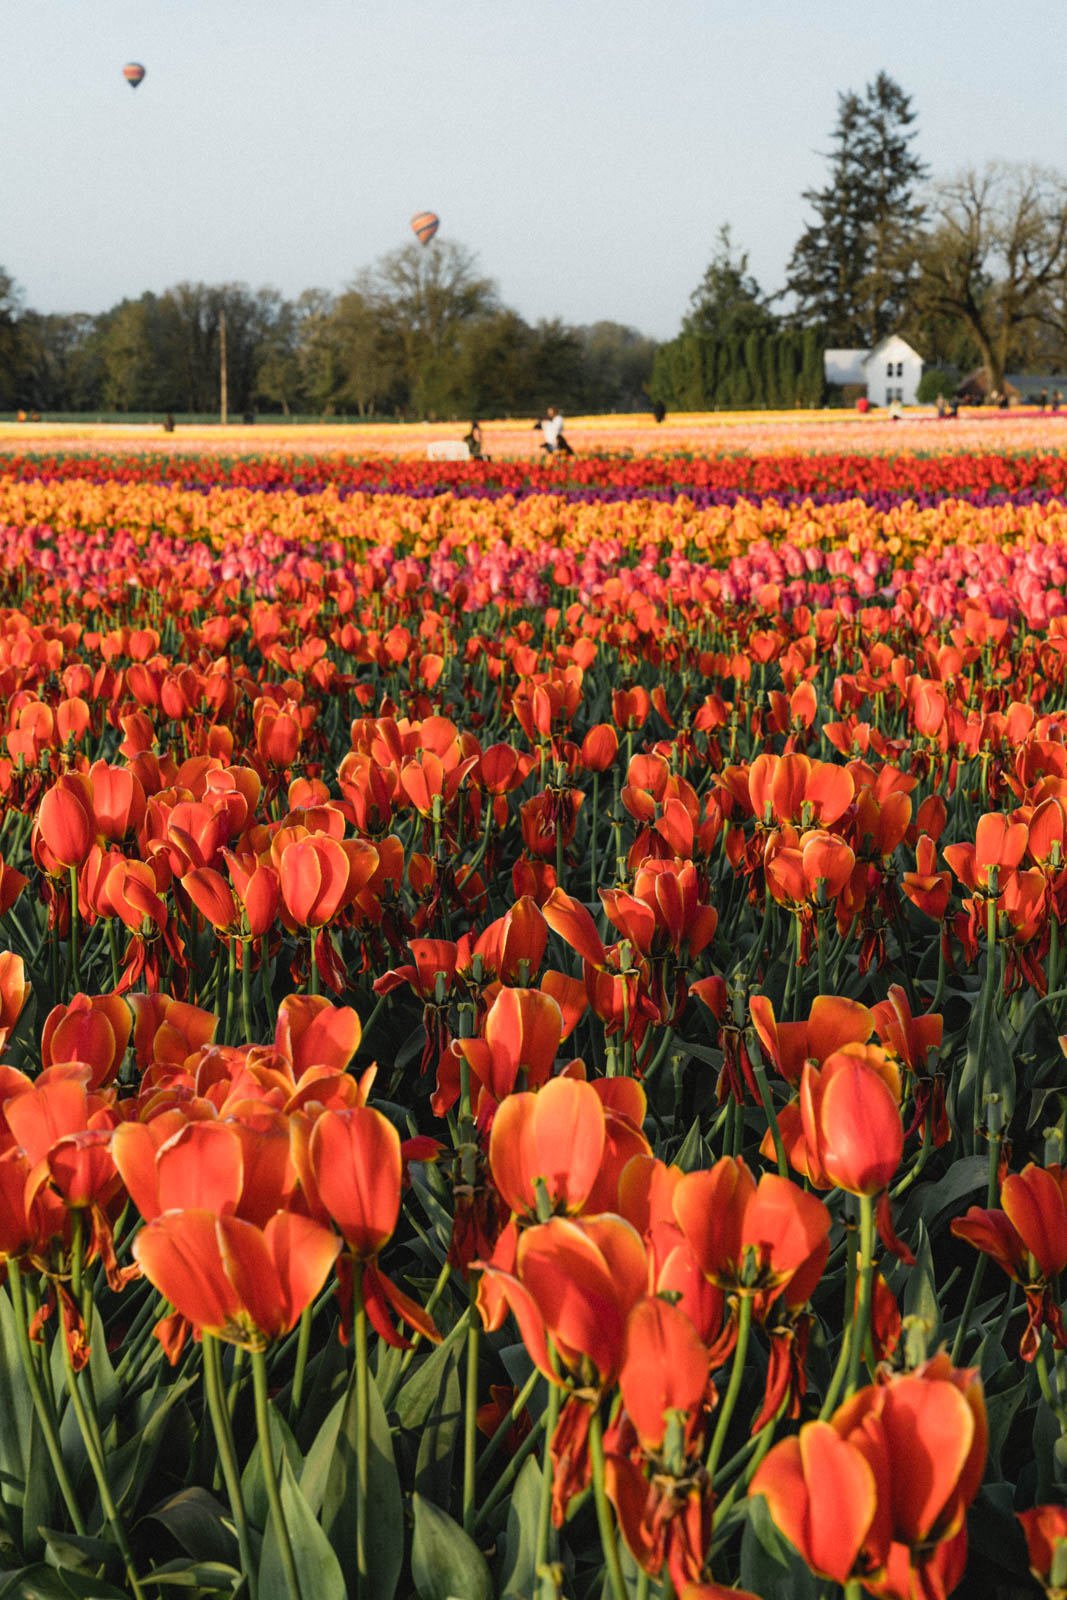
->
[[410, 211, 440, 247], [123, 63, 146, 88]]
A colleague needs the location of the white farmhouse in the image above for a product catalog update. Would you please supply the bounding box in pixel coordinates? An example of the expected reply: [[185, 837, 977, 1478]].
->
[[823, 335, 924, 406]]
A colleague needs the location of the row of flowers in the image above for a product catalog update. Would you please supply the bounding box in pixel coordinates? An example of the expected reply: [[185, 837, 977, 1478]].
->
[[0, 441, 1062, 1598]]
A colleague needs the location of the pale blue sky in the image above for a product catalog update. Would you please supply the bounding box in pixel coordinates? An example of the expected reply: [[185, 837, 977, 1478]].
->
[[3, 1, 1064, 338]]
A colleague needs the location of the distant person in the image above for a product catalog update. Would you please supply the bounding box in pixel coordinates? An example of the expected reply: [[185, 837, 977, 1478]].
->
[[1054, 390, 1063, 414], [1040, 388, 1049, 412], [463, 419, 485, 460], [936, 394, 948, 418], [163, 413, 175, 433], [652, 399, 667, 424], [535, 406, 574, 457], [243, 410, 255, 425]]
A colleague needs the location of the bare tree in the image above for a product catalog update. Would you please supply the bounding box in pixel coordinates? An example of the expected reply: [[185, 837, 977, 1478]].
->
[[910, 164, 1067, 392], [355, 241, 497, 417]]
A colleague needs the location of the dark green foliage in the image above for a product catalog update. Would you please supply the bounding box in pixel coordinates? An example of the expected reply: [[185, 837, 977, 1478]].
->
[[785, 72, 926, 346], [649, 326, 827, 410]]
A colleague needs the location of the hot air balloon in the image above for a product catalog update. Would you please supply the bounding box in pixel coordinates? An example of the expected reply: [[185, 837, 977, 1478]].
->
[[411, 211, 440, 247], [123, 63, 146, 89]]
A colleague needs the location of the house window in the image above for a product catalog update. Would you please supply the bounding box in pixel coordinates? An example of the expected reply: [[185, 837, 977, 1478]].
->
[[896, 362, 904, 377], [887, 363, 893, 376]]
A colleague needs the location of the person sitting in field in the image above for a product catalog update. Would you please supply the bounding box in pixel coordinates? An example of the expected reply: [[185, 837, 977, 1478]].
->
[[463, 419, 485, 460], [535, 406, 574, 457]]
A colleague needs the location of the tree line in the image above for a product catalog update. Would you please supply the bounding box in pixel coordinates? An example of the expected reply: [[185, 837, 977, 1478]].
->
[[651, 72, 1067, 408], [6, 71, 1067, 416], [0, 247, 658, 420]]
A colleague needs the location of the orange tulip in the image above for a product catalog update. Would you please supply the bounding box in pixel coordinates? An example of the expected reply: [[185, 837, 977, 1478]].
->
[[41, 992, 131, 1090], [752, 1355, 986, 1598], [488, 1076, 606, 1219], [952, 1162, 1067, 1360], [0, 855, 28, 919], [440, 986, 565, 1123], [1018, 1505, 1067, 1595], [481, 1213, 648, 1390], [799, 1044, 904, 1195], [35, 777, 96, 871], [672, 1157, 830, 1313], [300, 1104, 439, 1348], [133, 1208, 340, 1351], [0, 951, 29, 1055]]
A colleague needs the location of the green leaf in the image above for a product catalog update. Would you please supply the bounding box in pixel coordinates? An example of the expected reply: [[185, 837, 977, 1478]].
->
[[983, 1364, 1029, 1477], [22, 1411, 56, 1563], [298, 1396, 344, 1520], [901, 1217, 939, 1347], [106, 1374, 198, 1518], [38, 1528, 112, 1576], [145, 1486, 239, 1565], [413, 1342, 461, 1507], [141, 1558, 242, 1591], [499, 1456, 550, 1600], [258, 1455, 346, 1600], [498, 1344, 535, 1396], [320, 1366, 402, 1600], [0, 1564, 130, 1599], [739, 1491, 817, 1600], [898, 1155, 986, 1236], [673, 1115, 706, 1174], [408, 1167, 455, 1257], [410, 1493, 492, 1600], [394, 1315, 469, 1431], [0, 1286, 34, 1500], [240, 1403, 301, 1534]]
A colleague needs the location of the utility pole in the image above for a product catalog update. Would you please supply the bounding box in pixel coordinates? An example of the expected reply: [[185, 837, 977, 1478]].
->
[[219, 307, 228, 424]]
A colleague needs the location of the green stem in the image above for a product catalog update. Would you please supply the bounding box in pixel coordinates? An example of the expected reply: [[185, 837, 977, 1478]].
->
[[69, 865, 81, 992], [240, 937, 255, 1039], [308, 929, 319, 997], [816, 913, 829, 997], [951, 1118, 1002, 1363], [226, 935, 238, 1043], [475, 1408, 547, 1530], [748, 1031, 787, 1178], [819, 1230, 857, 1421], [353, 1260, 370, 1600], [288, 1304, 311, 1427], [712, 1410, 779, 1526], [589, 771, 600, 902], [534, 1376, 562, 1576], [8, 1264, 86, 1536], [972, 892, 999, 1147], [846, 1194, 876, 1397], [706, 1294, 753, 1479], [463, 1278, 479, 1536], [203, 1335, 258, 1600], [107, 915, 122, 992], [251, 1346, 302, 1600], [476, 1365, 540, 1478], [58, 1295, 146, 1599], [743, 887, 774, 985], [588, 1404, 628, 1600]]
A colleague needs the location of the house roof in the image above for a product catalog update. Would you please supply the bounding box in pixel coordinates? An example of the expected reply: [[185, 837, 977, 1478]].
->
[[863, 335, 923, 365]]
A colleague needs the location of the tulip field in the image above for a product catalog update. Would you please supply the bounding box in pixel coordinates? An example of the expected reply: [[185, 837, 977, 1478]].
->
[[3, 421, 1067, 1600]]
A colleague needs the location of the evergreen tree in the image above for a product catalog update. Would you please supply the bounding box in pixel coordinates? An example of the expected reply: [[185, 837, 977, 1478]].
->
[[786, 73, 926, 345], [684, 226, 777, 341]]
